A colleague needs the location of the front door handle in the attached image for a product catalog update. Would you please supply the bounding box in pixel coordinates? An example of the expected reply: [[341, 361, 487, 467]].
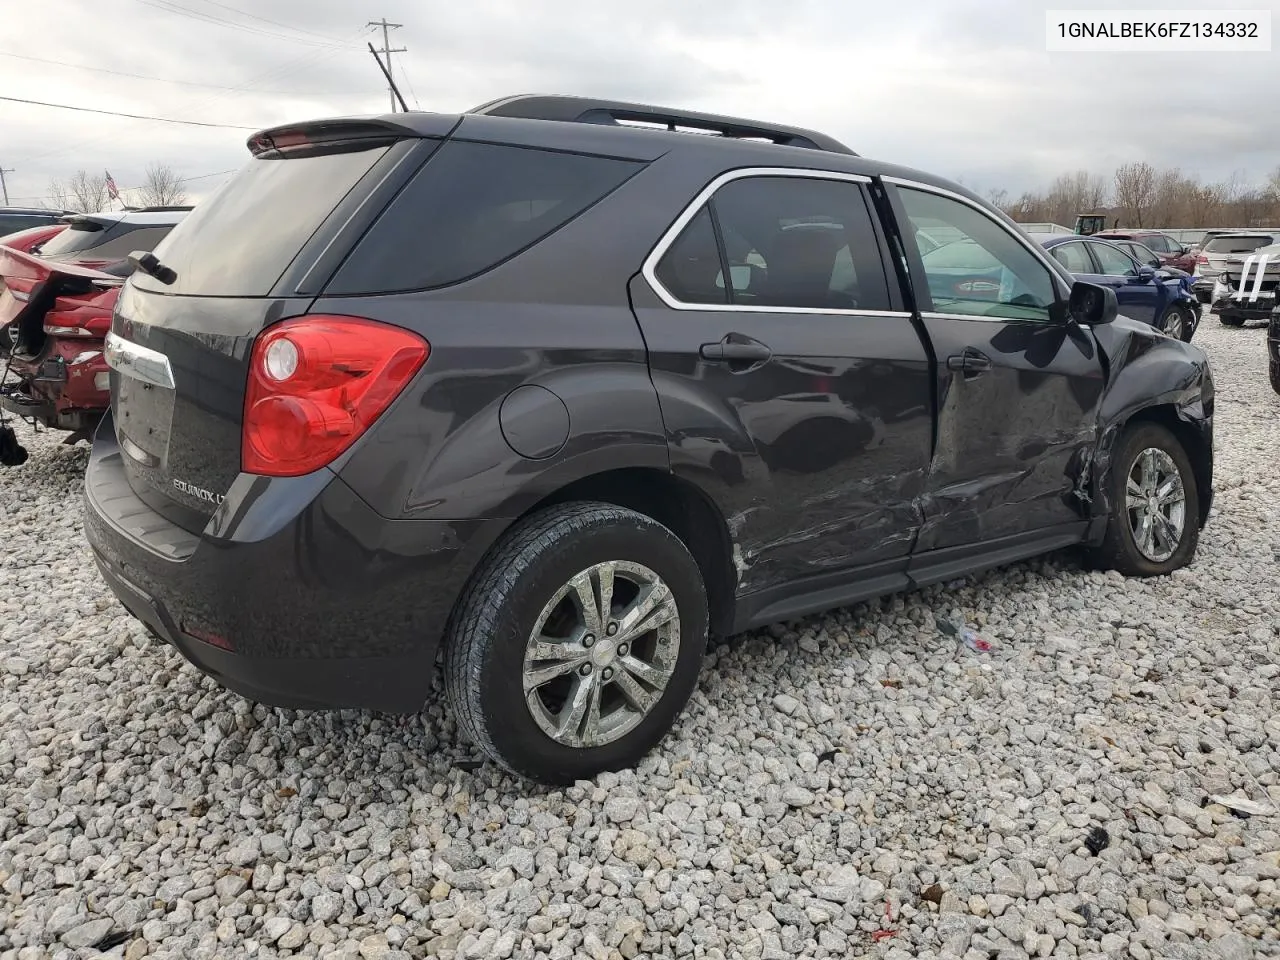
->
[[700, 336, 772, 366], [946, 349, 993, 377]]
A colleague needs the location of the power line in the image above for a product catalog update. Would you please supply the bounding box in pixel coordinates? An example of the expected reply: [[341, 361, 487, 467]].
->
[[0, 95, 257, 129], [0, 50, 352, 96], [398, 60, 422, 111], [190, 0, 349, 43], [11, 25, 372, 168], [5, 168, 240, 206], [134, 0, 358, 48], [367, 18, 406, 113], [0, 167, 12, 205]]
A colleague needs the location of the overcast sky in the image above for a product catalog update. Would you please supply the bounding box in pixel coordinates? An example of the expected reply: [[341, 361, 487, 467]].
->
[[2, 0, 1277, 208]]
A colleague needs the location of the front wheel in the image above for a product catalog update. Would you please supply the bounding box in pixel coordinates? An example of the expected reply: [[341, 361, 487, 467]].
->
[[1159, 303, 1194, 342], [1090, 423, 1200, 577], [443, 502, 708, 784]]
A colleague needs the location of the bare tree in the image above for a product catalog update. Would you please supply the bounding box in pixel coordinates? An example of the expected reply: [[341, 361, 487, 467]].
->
[[46, 170, 112, 213], [1113, 162, 1156, 227], [985, 187, 1010, 210], [46, 178, 73, 212], [135, 163, 187, 207]]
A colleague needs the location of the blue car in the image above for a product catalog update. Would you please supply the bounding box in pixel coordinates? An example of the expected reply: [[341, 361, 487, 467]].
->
[[1033, 234, 1199, 342]]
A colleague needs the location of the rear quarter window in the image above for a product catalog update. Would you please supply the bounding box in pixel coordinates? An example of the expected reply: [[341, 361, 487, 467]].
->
[[326, 141, 642, 295]]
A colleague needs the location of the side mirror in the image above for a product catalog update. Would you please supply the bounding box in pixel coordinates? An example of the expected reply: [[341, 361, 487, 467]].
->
[[1135, 265, 1157, 282], [1068, 281, 1117, 326]]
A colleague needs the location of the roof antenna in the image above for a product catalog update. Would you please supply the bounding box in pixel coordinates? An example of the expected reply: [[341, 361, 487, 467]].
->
[[367, 42, 409, 113]]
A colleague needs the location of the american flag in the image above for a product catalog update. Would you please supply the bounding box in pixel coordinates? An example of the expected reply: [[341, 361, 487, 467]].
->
[[105, 171, 120, 201]]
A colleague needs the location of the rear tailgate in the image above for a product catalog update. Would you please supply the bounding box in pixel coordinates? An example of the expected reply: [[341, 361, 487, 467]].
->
[[107, 121, 446, 533], [1, 246, 121, 352]]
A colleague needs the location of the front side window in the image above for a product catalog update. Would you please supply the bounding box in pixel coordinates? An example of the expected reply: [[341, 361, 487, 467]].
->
[[1090, 242, 1138, 277], [653, 175, 892, 312], [899, 188, 1057, 321]]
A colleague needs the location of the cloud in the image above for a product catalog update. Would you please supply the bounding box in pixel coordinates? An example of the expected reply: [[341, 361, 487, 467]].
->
[[2, 0, 1278, 208]]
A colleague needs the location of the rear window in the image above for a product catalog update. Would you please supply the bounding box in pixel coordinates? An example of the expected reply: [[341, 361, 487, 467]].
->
[[0, 214, 55, 236], [40, 223, 175, 263], [1205, 235, 1274, 254], [132, 144, 391, 296], [326, 141, 642, 295]]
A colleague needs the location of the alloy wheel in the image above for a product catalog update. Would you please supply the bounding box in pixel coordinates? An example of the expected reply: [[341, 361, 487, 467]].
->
[[522, 560, 681, 749], [1125, 447, 1186, 563]]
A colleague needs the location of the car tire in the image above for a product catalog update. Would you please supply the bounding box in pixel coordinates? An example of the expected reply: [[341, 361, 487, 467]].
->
[[443, 501, 708, 784], [1158, 303, 1195, 342], [1090, 422, 1200, 577], [1270, 359, 1280, 396], [1219, 315, 1245, 327]]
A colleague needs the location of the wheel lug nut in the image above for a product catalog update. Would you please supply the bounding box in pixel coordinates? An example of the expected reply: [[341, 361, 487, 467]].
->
[[583, 635, 595, 648], [603, 668, 613, 680], [580, 664, 592, 676], [607, 623, 619, 636], [617, 644, 628, 657]]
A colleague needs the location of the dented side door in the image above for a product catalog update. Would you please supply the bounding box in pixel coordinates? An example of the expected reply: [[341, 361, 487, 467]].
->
[[881, 180, 1107, 551]]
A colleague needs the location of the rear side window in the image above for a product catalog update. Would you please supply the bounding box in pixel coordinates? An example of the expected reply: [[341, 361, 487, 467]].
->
[[328, 142, 642, 295], [132, 144, 391, 296], [653, 208, 727, 305]]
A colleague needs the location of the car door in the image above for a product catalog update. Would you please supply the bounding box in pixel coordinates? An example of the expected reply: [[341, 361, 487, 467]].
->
[[628, 171, 934, 600], [1087, 240, 1161, 325], [886, 181, 1107, 558]]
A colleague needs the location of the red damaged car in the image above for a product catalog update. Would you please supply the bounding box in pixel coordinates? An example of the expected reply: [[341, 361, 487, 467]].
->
[[0, 208, 188, 452]]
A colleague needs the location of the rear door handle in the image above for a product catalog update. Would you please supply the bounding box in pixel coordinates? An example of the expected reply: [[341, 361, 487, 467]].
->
[[700, 337, 772, 365], [946, 350, 993, 376]]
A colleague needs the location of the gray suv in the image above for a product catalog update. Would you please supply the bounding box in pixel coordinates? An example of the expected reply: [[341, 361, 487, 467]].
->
[[85, 96, 1214, 783]]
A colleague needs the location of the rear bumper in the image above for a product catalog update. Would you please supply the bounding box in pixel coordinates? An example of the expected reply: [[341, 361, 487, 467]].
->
[[83, 413, 501, 712], [0, 339, 108, 430], [1213, 296, 1275, 323]]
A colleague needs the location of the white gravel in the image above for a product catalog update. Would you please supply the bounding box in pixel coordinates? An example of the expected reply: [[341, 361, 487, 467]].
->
[[2, 317, 1278, 960]]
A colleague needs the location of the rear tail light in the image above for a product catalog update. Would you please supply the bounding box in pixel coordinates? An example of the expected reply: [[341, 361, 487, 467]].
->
[[242, 314, 428, 477], [1196, 254, 1209, 264], [42, 290, 116, 338]]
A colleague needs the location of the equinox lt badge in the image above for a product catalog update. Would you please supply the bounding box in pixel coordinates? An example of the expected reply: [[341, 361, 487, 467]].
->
[[173, 478, 225, 505]]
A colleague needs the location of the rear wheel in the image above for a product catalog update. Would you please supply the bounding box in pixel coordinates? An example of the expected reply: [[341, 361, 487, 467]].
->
[[1159, 303, 1194, 342], [1090, 423, 1200, 577], [443, 502, 708, 784]]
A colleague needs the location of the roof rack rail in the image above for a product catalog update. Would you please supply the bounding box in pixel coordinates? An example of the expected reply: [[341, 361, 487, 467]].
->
[[467, 94, 856, 156]]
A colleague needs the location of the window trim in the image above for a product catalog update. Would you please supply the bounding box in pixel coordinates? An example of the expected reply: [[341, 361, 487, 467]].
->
[[886, 177, 1071, 325], [642, 166, 908, 317], [882, 176, 1073, 294]]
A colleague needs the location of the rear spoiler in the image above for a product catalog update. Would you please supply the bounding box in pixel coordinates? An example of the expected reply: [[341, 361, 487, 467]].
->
[[0, 246, 123, 285], [247, 115, 461, 157]]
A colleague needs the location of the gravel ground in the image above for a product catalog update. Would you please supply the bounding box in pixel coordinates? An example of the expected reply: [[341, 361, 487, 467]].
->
[[1, 317, 1277, 960]]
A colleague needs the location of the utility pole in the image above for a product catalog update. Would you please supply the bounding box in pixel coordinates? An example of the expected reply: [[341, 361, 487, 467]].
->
[[0, 166, 12, 206], [367, 18, 406, 113]]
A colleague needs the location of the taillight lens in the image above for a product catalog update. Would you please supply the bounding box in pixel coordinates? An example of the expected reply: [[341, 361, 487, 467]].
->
[[242, 315, 428, 477], [1196, 254, 1209, 264]]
